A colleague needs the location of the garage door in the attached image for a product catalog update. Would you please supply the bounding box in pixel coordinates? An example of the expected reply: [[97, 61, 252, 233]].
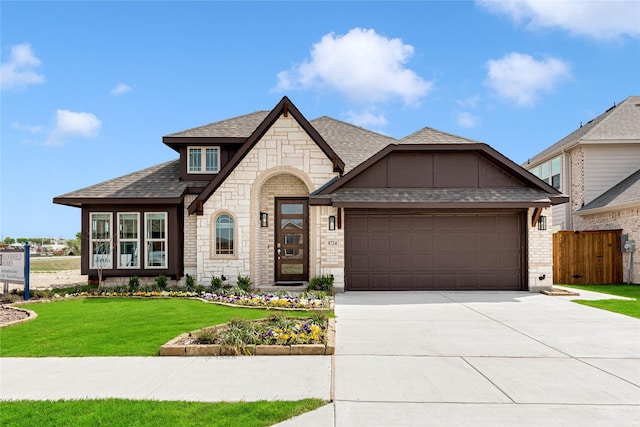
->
[[345, 211, 525, 291]]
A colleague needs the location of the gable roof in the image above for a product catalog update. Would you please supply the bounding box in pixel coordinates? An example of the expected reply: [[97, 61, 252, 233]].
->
[[527, 95, 640, 166], [400, 126, 479, 144], [312, 143, 567, 207], [165, 111, 270, 138], [187, 96, 345, 214], [577, 168, 640, 214], [53, 160, 207, 207]]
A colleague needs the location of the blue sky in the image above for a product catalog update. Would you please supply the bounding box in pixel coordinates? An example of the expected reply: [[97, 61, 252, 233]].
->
[[2, 1, 639, 240]]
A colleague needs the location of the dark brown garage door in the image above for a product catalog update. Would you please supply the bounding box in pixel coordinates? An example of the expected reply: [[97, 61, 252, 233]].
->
[[345, 211, 525, 291]]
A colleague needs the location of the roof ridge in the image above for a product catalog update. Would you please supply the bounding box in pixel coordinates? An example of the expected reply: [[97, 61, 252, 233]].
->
[[580, 95, 639, 139], [401, 125, 481, 143]]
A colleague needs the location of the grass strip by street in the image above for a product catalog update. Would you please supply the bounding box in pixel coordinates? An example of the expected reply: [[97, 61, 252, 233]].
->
[[560, 284, 640, 319], [0, 298, 311, 357], [0, 398, 326, 427], [29, 256, 80, 272]]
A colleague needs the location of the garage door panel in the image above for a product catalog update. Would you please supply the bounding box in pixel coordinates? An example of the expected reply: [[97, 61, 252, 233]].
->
[[411, 233, 432, 251], [346, 212, 523, 291], [371, 254, 390, 271]]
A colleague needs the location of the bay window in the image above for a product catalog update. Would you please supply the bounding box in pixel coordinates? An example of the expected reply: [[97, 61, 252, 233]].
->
[[145, 212, 167, 268], [90, 213, 112, 269], [118, 213, 139, 268]]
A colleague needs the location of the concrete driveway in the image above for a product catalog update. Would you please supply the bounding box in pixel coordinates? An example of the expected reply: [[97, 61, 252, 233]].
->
[[281, 291, 640, 426]]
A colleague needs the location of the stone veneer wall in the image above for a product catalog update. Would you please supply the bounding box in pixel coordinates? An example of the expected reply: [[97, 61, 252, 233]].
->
[[528, 207, 554, 291], [183, 194, 198, 282], [574, 207, 640, 284], [570, 146, 585, 216], [196, 115, 340, 288]]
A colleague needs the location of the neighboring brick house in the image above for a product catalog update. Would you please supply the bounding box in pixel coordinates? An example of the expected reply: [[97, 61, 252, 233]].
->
[[523, 96, 640, 283], [54, 97, 566, 292]]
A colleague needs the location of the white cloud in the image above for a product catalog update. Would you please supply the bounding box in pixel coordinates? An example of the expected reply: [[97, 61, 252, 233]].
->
[[110, 83, 132, 95], [457, 94, 481, 109], [0, 43, 45, 90], [457, 112, 481, 128], [12, 122, 43, 134], [275, 28, 432, 105], [485, 52, 570, 106], [46, 110, 101, 146], [346, 109, 389, 128], [477, 0, 640, 40]]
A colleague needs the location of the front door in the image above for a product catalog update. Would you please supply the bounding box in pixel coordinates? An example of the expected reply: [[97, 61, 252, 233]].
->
[[275, 198, 309, 282]]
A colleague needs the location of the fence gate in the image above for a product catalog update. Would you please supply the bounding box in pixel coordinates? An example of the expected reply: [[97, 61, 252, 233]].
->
[[553, 230, 623, 285]]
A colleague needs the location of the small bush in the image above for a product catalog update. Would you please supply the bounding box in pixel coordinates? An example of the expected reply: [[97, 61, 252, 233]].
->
[[237, 275, 252, 292], [210, 276, 224, 292], [307, 275, 334, 293], [184, 275, 195, 291], [128, 276, 140, 293], [154, 275, 168, 290]]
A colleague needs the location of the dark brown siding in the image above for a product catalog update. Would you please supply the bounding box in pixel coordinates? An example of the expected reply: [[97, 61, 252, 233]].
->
[[344, 151, 527, 189], [81, 204, 183, 280], [345, 210, 526, 291]]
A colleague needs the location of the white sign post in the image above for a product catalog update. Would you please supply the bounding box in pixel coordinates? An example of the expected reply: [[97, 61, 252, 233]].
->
[[0, 243, 30, 300]]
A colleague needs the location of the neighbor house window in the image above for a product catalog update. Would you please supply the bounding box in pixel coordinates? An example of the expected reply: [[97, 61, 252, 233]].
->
[[215, 213, 234, 255], [118, 213, 139, 268], [531, 156, 561, 190], [145, 212, 167, 268], [90, 213, 112, 269], [188, 147, 220, 173]]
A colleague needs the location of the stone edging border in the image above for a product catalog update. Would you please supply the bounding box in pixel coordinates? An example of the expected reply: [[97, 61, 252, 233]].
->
[[160, 318, 336, 356], [0, 305, 39, 329]]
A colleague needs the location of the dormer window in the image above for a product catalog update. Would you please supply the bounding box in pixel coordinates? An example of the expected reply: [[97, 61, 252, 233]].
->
[[188, 147, 220, 174]]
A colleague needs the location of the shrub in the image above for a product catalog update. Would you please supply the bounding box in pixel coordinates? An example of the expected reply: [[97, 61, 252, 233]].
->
[[210, 276, 224, 292], [237, 275, 252, 292], [154, 275, 168, 290], [184, 275, 195, 291], [307, 275, 334, 293], [128, 276, 140, 293]]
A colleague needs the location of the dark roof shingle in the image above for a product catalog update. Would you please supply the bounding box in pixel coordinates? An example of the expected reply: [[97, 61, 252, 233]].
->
[[579, 169, 640, 212]]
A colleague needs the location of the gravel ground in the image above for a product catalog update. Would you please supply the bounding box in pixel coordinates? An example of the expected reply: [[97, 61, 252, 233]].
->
[[5, 269, 86, 292]]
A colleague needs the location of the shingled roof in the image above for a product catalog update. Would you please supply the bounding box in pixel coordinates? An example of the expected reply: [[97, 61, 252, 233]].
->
[[164, 111, 270, 138], [526, 95, 640, 166], [400, 126, 479, 145], [578, 168, 640, 214], [53, 160, 207, 207]]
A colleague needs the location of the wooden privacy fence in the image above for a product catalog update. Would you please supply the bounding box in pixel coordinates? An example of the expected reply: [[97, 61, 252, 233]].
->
[[553, 230, 623, 285]]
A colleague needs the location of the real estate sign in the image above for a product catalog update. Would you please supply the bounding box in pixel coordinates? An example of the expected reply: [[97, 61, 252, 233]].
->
[[0, 249, 26, 283]]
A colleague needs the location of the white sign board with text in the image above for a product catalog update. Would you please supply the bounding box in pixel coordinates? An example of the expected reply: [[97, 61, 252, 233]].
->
[[0, 250, 26, 284]]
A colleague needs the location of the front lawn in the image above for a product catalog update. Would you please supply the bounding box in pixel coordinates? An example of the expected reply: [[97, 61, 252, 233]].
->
[[0, 298, 310, 357], [560, 284, 640, 319], [0, 398, 326, 427]]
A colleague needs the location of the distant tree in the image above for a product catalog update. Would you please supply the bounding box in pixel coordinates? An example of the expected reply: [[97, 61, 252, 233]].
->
[[17, 238, 29, 244], [3, 237, 16, 244]]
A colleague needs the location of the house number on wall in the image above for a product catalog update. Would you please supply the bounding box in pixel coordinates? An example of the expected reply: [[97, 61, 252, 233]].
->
[[327, 240, 338, 246]]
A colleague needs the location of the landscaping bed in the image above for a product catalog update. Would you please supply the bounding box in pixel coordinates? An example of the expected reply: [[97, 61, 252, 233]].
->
[[161, 314, 336, 356]]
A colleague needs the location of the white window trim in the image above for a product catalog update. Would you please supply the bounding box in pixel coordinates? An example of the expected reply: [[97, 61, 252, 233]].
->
[[530, 156, 561, 190], [212, 211, 237, 259], [188, 146, 220, 174], [117, 212, 140, 269], [90, 212, 113, 270], [144, 212, 168, 269]]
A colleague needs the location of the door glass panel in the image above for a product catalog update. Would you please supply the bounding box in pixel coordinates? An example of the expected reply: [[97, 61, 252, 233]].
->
[[281, 204, 303, 215], [281, 219, 303, 230], [281, 264, 303, 275], [283, 249, 302, 259], [283, 234, 302, 245]]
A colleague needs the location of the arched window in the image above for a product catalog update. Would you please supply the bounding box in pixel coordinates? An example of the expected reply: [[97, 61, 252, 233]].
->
[[215, 213, 234, 255]]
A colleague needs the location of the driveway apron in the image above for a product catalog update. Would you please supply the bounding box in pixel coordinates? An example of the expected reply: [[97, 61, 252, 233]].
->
[[329, 291, 640, 426]]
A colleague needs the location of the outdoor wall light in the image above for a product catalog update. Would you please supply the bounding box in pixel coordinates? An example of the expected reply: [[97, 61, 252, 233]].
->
[[537, 215, 547, 231], [260, 212, 268, 228], [328, 215, 336, 231]]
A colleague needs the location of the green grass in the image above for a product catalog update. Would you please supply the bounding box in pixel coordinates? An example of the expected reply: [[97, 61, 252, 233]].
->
[[0, 398, 326, 427], [0, 298, 309, 357], [30, 256, 80, 272], [560, 284, 640, 319]]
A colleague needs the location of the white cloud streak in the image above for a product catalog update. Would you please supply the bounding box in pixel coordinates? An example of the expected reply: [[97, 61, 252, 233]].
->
[[477, 0, 640, 40], [275, 28, 432, 106], [12, 122, 44, 134], [457, 112, 482, 128], [346, 109, 389, 128], [45, 110, 102, 146], [0, 43, 45, 90], [110, 83, 132, 95], [485, 52, 570, 106]]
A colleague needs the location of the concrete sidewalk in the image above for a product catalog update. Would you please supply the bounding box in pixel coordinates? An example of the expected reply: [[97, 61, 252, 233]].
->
[[0, 356, 331, 402]]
